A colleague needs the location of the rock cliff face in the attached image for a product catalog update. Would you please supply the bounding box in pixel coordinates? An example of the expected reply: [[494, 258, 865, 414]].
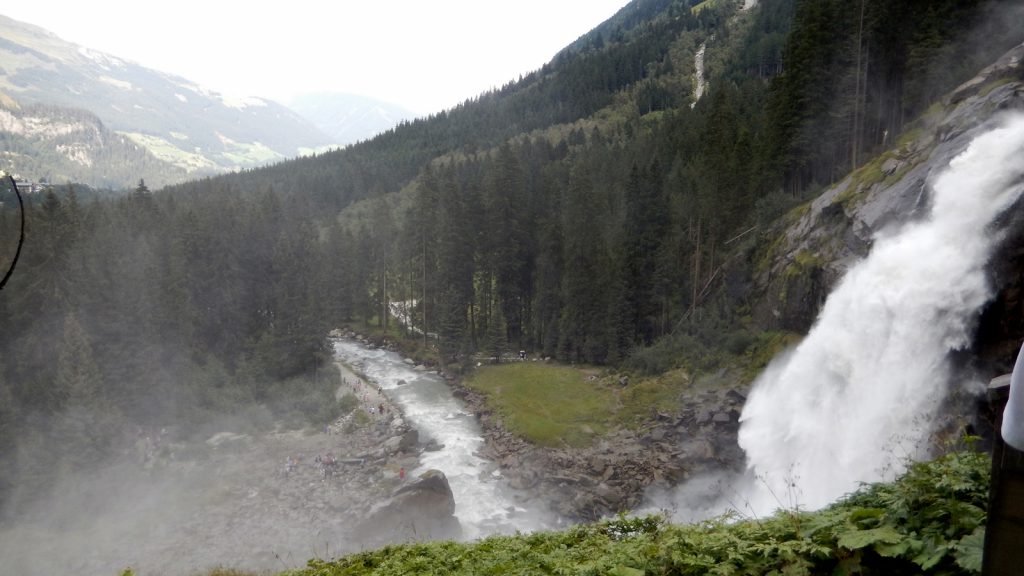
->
[[749, 42, 1024, 374]]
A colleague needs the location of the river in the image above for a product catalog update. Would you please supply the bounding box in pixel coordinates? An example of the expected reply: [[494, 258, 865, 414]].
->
[[332, 338, 557, 539]]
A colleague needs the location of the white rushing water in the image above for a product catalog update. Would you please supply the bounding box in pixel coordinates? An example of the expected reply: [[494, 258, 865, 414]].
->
[[332, 339, 555, 539], [691, 42, 706, 109], [737, 112, 1024, 514]]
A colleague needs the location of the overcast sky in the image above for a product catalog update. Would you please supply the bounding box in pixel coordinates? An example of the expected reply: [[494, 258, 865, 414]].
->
[[4, 1, 630, 115]]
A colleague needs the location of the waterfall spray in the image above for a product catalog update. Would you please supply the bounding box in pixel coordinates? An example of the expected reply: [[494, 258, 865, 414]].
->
[[736, 112, 1024, 514]]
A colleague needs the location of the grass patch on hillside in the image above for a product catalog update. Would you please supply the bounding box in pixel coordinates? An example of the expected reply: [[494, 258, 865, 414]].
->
[[464, 363, 685, 447], [121, 131, 217, 171], [221, 140, 284, 166], [615, 368, 690, 423], [465, 363, 614, 447], [276, 449, 989, 576], [692, 0, 725, 14], [741, 331, 803, 381]]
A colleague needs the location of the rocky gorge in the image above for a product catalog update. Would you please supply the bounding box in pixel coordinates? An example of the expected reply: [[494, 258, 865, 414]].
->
[[342, 329, 748, 523], [52, 41, 1019, 574], [0, 351, 467, 575], [344, 41, 1024, 527]]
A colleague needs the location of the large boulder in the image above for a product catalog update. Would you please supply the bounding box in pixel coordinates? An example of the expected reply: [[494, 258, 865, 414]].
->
[[382, 429, 419, 454], [353, 469, 461, 547]]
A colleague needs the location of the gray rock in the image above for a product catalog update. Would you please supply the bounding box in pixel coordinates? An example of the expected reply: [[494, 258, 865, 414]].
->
[[881, 157, 901, 175], [399, 430, 419, 452], [354, 469, 462, 547], [383, 436, 403, 453]]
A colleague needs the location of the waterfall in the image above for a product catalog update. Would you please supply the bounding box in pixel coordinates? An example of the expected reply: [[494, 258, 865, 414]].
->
[[737, 112, 1024, 513]]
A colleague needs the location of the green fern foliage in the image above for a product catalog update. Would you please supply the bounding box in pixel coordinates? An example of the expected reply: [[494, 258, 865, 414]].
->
[[283, 450, 990, 576]]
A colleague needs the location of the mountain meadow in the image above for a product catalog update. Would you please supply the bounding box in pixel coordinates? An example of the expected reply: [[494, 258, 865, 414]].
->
[[3, 0, 1024, 574]]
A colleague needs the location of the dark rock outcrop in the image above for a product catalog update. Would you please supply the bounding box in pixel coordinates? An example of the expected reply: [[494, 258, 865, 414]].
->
[[354, 469, 462, 547], [457, 380, 747, 522]]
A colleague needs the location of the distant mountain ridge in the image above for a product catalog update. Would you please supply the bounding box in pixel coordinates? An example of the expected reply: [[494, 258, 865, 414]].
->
[[289, 92, 417, 146], [0, 100, 188, 189], [0, 14, 337, 186]]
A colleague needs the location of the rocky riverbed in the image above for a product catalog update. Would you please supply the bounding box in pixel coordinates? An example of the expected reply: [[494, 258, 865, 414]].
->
[[344, 329, 747, 523], [0, 333, 749, 575], [452, 378, 747, 521], [0, 358, 459, 576]]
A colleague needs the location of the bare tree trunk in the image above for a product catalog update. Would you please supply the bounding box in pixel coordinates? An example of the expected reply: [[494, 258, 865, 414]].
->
[[691, 216, 701, 313], [852, 0, 867, 170]]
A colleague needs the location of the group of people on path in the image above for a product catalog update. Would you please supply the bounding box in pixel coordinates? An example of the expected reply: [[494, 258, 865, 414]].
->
[[340, 367, 393, 422], [281, 453, 339, 480]]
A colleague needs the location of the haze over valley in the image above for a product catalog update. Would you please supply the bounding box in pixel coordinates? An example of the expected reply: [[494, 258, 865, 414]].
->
[[2, 1, 1024, 575]]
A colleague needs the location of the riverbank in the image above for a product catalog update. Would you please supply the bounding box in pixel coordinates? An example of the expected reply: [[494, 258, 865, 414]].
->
[[451, 373, 747, 521], [0, 384, 428, 575]]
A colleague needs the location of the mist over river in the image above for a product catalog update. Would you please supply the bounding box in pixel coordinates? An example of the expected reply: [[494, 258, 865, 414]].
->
[[0, 338, 555, 576]]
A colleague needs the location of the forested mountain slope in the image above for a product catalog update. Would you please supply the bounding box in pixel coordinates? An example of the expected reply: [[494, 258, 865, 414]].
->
[[0, 100, 188, 189], [168, 0, 1024, 366]]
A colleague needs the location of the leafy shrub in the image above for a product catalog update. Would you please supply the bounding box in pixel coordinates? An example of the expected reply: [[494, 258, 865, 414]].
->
[[337, 393, 359, 416], [286, 450, 990, 576]]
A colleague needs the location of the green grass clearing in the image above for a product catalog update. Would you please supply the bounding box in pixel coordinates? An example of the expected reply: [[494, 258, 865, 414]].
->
[[464, 362, 683, 447]]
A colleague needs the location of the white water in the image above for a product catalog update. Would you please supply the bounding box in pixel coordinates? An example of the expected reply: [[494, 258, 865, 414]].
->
[[332, 340, 555, 539], [691, 42, 706, 109], [737, 113, 1024, 513]]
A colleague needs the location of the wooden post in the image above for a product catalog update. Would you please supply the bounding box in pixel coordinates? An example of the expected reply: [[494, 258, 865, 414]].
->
[[983, 374, 1024, 575]]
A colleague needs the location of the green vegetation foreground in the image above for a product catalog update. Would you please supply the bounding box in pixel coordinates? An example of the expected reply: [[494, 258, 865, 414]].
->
[[269, 450, 988, 576]]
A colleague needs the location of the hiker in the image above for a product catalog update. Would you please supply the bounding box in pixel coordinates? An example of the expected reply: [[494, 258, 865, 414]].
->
[[322, 453, 338, 478], [399, 467, 405, 480]]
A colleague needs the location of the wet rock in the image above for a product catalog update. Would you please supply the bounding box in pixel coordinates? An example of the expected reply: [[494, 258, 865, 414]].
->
[[382, 430, 418, 454], [881, 157, 901, 175], [399, 430, 419, 451], [355, 469, 462, 547], [422, 438, 445, 452], [725, 389, 747, 404]]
